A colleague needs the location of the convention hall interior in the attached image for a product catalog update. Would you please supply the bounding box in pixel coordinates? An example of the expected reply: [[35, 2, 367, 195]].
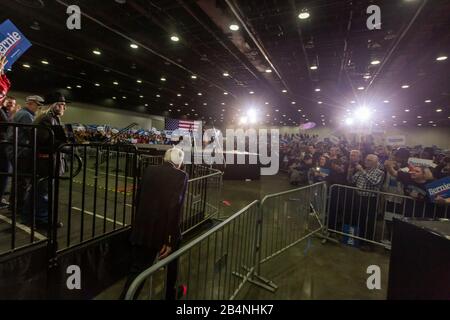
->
[[0, 0, 449, 301]]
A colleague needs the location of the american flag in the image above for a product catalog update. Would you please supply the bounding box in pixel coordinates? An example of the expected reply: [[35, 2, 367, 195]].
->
[[165, 118, 201, 132]]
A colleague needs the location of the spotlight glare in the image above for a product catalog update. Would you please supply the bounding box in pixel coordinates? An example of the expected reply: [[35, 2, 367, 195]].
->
[[170, 35, 180, 42], [355, 106, 371, 121], [130, 43, 139, 49], [239, 116, 248, 125], [436, 55, 448, 61], [345, 118, 354, 126]]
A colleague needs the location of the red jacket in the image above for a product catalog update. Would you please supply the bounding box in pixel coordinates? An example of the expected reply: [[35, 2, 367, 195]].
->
[[0, 74, 11, 102]]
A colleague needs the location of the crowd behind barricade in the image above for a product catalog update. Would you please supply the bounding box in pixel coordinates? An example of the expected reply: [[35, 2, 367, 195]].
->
[[71, 125, 172, 145], [280, 133, 450, 225]]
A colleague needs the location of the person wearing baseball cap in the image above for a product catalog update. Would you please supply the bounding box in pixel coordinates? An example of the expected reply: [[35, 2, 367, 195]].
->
[[25, 92, 69, 228], [10, 95, 45, 220]]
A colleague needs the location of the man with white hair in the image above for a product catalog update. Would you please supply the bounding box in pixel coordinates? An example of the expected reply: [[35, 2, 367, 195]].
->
[[121, 147, 188, 300]]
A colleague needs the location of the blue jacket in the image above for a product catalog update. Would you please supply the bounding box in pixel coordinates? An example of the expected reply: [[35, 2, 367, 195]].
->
[[12, 108, 35, 156]]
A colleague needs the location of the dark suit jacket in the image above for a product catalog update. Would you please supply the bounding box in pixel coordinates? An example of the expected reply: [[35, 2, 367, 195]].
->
[[130, 162, 188, 250]]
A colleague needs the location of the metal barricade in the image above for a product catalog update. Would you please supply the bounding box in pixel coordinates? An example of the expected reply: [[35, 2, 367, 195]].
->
[[0, 123, 54, 257], [124, 183, 327, 300], [181, 167, 222, 234], [325, 184, 450, 249], [53, 143, 138, 252], [138, 155, 163, 177], [258, 182, 327, 268], [125, 201, 260, 300]]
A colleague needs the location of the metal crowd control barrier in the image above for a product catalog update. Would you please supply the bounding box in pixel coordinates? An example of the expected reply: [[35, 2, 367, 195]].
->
[[125, 182, 327, 300], [258, 182, 327, 270], [325, 184, 450, 248], [53, 143, 138, 252], [125, 201, 262, 300], [0, 123, 54, 257], [181, 166, 222, 235]]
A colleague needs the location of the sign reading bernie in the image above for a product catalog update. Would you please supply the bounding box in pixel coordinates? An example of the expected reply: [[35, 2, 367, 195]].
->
[[407, 157, 437, 168], [426, 177, 450, 201], [0, 19, 32, 70]]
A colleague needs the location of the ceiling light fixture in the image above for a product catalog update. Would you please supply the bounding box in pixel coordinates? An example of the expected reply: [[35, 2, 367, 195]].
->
[[41, 60, 49, 65], [401, 84, 410, 89], [229, 24, 239, 31], [371, 60, 381, 65], [170, 35, 180, 42], [93, 50, 101, 55], [436, 55, 448, 61], [298, 9, 310, 20], [310, 65, 318, 70], [130, 43, 138, 49]]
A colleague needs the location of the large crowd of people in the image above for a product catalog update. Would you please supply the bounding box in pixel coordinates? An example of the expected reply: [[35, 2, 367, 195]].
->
[[278, 133, 450, 250], [280, 133, 450, 227], [72, 126, 172, 145]]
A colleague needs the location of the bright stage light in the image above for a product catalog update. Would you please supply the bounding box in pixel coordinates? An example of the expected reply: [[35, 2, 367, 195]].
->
[[247, 109, 258, 124], [239, 116, 248, 124], [345, 118, 354, 126], [355, 107, 371, 121]]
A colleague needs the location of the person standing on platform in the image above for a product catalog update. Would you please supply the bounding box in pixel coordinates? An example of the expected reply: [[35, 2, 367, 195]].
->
[[31, 92, 68, 228], [121, 147, 188, 300], [10, 95, 44, 222]]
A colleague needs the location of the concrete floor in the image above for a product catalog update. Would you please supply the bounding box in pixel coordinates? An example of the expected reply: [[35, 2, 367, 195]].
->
[[96, 173, 390, 300]]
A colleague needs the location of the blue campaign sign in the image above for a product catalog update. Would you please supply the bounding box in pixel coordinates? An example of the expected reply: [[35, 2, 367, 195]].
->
[[0, 19, 32, 70], [426, 177, 450, 201], [342, 224, 359, 247]]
